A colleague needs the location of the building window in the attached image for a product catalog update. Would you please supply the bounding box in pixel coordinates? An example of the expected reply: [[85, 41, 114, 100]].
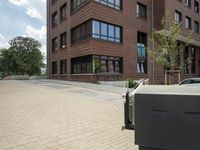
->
[[194, 0, 199, 13], [52, 12, 57, 27], [92, 55, 122, 73], [183, 47, 189, 74], [60, 32, 67, 49], [95, 56, 123, 73], [194, 21, 199, 33], [71, 55, 92, 74], [185, 0, 191, 7], [71, 21, 92, 43], [93, 20, 100, 38], [71, 20, 122, 44], [137, 3, 147, 19], [60, 59, 67, 74], [175, 10, 182, 24], [60, 3, 67, 21], [191, 47, 196, 74], [175, 43, 181, 70], [71, 0, 87, 12], [71, 55, 123, 74], [137, 32, 147, 74], [52, 61, 57, 75], [185, 16, 191, 29], [92, 20, 121, 43], [95, 0, 122, 10], [52, 37, 57, 51]]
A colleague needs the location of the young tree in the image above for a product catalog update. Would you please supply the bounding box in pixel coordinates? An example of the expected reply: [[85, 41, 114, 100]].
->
[[1, 36, 44, 76], [148, 15, 191, 84]]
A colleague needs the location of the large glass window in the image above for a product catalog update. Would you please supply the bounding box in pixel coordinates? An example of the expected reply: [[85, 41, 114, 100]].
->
[[71, 0, 87, 11], [71, 21, 92, 43], [92, 20, 122, 43], [71, 55, 123, 74], [101, 23, 108, 40], [60, 59, 67, 74], [137, 3, 147, 19], [60, 3, 67, 21], [95, 0, 122, 10], [137, 32, 147, 74], [71, 55, 92, 74], [93, 56, 123, 73], [71, 20, 122, 44], [108, 25, 114, 41], [115, 27, 120, 42], [52, 61, 57, 75]]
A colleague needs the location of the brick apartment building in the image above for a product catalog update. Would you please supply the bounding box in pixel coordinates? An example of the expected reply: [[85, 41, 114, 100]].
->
[[47, 0, 200, 84]]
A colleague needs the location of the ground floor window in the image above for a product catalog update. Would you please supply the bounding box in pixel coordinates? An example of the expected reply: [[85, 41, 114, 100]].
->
[[71, 55, 123, 74], [52, 61, 57, 75], [60, 59, 67, 74], [183, 47, 189, 74], [137, 31, 147, 74], [191, 47, 196, 74], [71, 55, 92, 74], [93, 55, 122, 73]]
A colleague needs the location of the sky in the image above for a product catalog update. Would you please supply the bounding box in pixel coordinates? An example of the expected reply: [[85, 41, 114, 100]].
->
[[0, 0, 46, 59]]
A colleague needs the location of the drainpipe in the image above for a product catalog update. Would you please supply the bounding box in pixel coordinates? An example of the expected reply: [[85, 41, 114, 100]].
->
[[151, 0, 155, 84], [47, 0, 50, 79]]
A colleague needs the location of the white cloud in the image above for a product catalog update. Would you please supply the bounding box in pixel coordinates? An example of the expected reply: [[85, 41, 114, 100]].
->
[[0, 33, 9, 49], [25, 25, 46, 55], [8, 0, 46, 23], [7, 0, 28, 6], [26, 7, 43, 23]]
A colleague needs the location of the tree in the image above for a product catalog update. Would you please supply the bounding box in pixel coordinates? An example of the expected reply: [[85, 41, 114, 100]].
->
[[1, 36, 44, 76], [148, 15, 191, 84]]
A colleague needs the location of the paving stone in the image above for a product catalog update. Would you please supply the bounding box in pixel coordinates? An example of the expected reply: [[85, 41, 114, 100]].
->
[[0, 80, 137, 150]]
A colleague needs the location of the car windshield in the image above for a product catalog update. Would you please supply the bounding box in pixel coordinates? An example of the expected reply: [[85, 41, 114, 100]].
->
[[180, 78, 200, 84], [193, 79, 200, 83]]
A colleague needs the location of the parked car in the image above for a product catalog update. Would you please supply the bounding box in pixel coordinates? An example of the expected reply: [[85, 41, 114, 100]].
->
[[179, 78, 200, 85]]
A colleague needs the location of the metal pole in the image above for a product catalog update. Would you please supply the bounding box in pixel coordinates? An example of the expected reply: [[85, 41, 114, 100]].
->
[[152, 0, 155, 84]]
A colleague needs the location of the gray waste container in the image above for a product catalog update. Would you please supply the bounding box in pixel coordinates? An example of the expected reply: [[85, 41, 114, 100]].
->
[[134, 85, 200, 150]]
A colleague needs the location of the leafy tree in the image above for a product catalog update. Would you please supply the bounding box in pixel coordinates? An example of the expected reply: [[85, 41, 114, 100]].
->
[[148, 15, 191, 84], [1, 36, 44, 76]]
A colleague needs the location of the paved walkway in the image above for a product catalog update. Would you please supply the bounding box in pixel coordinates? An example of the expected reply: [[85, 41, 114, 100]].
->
[[0, 80, 138, 150], [39, 79, 127, 95]]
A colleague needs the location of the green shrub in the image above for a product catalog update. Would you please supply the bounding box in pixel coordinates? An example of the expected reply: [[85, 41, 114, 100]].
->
[[127, 78, 139, 89]]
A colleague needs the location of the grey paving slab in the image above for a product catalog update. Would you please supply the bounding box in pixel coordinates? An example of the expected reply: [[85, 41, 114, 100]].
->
[[0, 80, 137, 150]]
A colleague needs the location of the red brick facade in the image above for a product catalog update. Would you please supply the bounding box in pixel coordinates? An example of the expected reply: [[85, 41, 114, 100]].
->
[[47, 0, 200, 84]]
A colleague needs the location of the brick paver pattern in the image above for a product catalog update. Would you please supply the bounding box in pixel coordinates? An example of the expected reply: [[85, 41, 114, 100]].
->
[[0, 80, 138, 150]]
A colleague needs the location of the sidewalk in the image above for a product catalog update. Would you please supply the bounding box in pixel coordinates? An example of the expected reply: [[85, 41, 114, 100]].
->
[[39, 79, 127, 95]]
